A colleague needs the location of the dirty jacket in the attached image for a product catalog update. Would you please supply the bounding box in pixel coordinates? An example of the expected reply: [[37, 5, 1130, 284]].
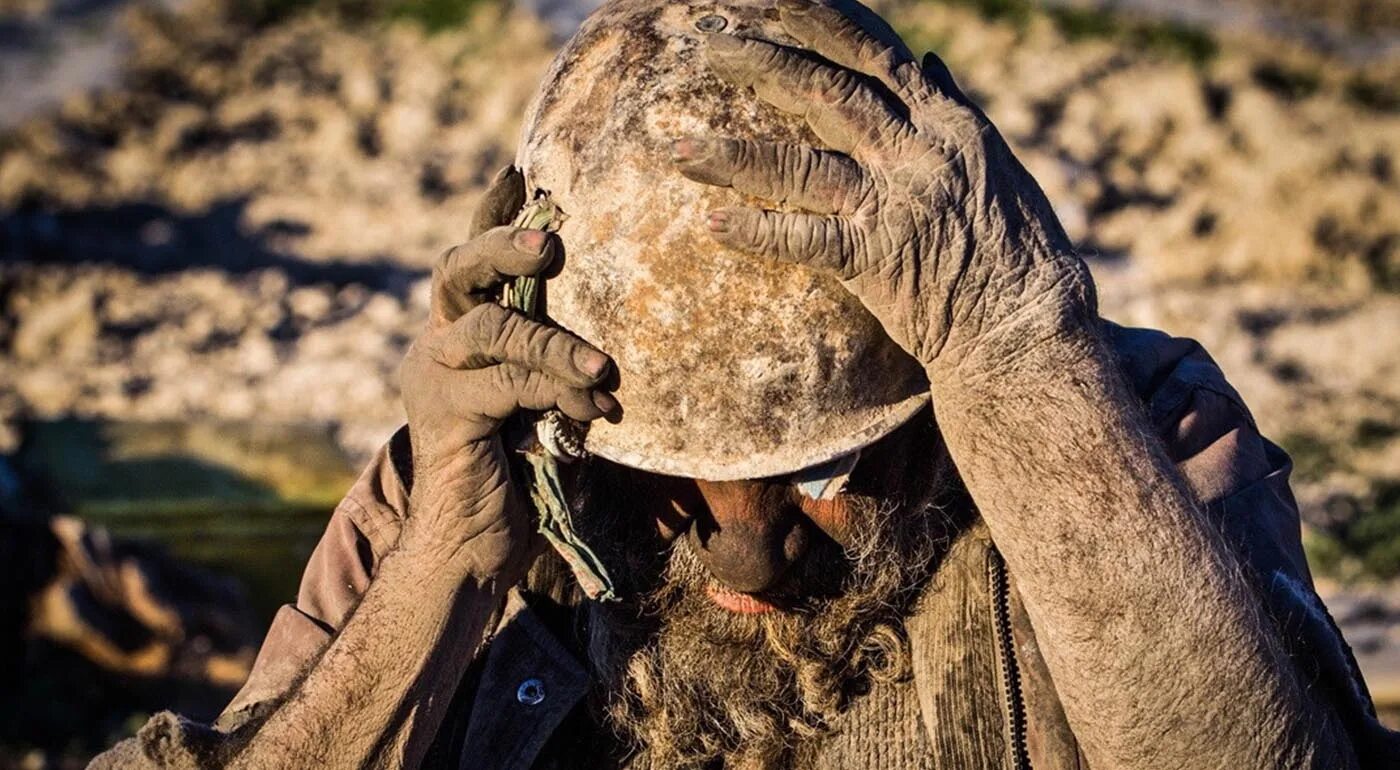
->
[[93, 324, 1400, 769]]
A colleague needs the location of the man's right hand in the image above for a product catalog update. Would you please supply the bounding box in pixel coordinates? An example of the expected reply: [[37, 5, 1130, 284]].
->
[[397, 166, 617, 584]]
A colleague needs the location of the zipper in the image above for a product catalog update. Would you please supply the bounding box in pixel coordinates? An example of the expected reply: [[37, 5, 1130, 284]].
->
[[988, 547, 1032, 770]]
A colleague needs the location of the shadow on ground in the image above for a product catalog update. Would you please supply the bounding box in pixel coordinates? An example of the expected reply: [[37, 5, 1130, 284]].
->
[[1, 196, 426, 294]]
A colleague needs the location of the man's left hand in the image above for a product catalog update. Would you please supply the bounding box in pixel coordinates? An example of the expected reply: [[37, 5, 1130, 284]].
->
[[673, 0, 1093, 376]]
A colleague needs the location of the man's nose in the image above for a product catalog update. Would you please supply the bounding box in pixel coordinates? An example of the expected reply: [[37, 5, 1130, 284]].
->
[[688, 479, 810, 594]]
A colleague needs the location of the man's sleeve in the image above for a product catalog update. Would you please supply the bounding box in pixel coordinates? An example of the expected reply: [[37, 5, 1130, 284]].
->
[[1107, 323, 1400, 763], [217, 426, 413, 727]]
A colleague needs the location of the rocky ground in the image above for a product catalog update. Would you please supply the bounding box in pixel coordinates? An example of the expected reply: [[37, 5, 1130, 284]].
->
[[1, 0, 555, 462], [0, 0, 1398, 755]]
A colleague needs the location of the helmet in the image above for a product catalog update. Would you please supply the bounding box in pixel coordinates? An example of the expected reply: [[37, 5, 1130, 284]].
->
[[516, 0, 928, 481]]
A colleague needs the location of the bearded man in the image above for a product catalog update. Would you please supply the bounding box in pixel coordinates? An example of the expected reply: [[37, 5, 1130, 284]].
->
[[92, 1, 1397, 768]]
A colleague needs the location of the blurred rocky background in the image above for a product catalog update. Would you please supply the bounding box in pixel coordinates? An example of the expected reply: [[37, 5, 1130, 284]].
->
[[1, 0, 1397, 765]]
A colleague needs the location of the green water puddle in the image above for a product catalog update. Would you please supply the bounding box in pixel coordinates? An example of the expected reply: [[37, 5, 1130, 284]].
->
[[15, 419, 361, 625]]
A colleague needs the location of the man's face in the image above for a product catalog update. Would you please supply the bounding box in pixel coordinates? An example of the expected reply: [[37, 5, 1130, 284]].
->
[[651, 472, 875, 612], [572, 413, 961, 768]]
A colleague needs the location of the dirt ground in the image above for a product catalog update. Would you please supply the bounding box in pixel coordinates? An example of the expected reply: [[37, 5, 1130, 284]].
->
[[5, 0, 1396, 564]]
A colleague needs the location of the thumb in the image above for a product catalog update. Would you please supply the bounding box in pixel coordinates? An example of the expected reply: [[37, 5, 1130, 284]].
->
[[921, 52, 972, 107], [469, 165, 527, 237]]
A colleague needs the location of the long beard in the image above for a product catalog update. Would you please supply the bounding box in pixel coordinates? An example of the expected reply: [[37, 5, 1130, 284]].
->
[[577, 483, 961, 770]]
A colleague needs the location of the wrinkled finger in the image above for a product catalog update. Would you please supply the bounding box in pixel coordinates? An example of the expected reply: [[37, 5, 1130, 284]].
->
[[671, 137, 872, 216], [425, 303, 611, 388], [460, 364, 617, 423], [438, 226, 557, 292], [431, 226, 557, 323], [704, 33, 911, 158], [776, 0, 921, 97], [707, 206, 860, 279], [469, 165, 527, 237]]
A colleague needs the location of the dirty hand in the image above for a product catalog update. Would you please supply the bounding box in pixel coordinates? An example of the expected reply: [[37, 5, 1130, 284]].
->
[[674, 0, 1093, 375], [397, 167, 617, 582]]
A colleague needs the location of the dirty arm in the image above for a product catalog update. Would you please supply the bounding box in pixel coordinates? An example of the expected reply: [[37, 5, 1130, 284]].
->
[[929, 306, 1353, 769], [225, 167, 616, 768], [84, 168, 617, 770], [677, 2, 1353, 766], [225, 533, 500, 768]]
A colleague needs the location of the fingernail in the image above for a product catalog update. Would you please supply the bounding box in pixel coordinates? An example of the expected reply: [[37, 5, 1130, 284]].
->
[[705, 32, 743, 53], [513, 229, 547, 254], [670, 137, 712, 163], [707, 210, 732, 233], [574, 348, 609, 378], [591, 390, 619, 413]]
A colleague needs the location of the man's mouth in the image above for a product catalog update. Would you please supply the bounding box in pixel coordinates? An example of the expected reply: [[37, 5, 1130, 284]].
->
[[705, 583, 780, 614]]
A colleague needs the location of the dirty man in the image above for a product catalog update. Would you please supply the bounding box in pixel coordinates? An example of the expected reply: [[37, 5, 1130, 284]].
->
[[92, 0, 1400, 768]]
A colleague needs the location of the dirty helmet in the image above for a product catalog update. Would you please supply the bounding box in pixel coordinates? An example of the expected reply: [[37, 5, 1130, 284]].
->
[[516, 0, 928, 481]]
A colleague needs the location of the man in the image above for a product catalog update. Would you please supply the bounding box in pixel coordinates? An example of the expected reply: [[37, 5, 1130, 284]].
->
[[93, 0, 1398, 768]]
